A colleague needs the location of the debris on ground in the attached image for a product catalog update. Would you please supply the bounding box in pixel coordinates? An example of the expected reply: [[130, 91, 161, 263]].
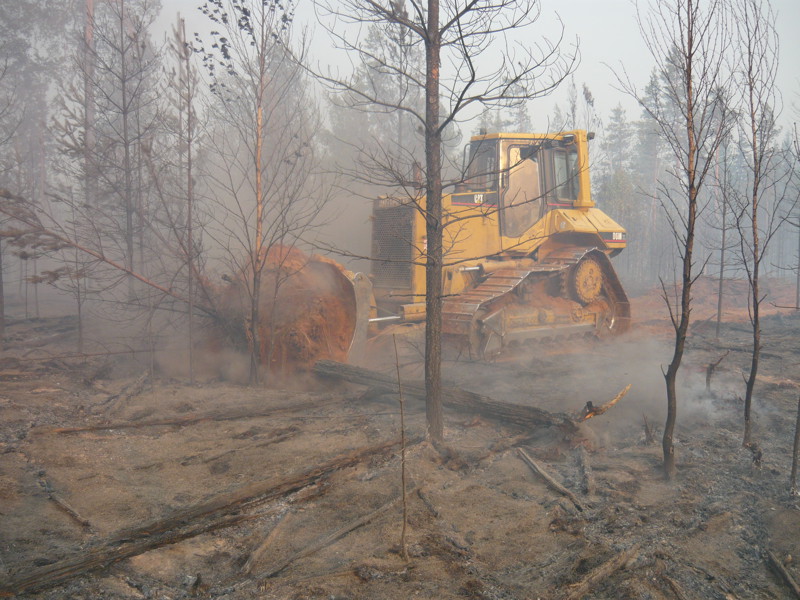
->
[[1, 285, 799, 599]]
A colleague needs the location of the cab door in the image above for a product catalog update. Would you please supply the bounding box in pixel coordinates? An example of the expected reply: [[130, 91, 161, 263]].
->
[[500, 143, 544, 241]]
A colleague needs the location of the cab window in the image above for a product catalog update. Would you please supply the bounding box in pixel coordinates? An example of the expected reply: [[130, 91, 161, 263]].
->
[[501, 145, 543, 238], [553, 149, 579, 201], [465, 140, 498, 191]]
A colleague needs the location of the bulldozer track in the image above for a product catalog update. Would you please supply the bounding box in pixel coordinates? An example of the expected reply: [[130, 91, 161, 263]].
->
[[441, 264, 569, 336], [441, 250, 630, 358]]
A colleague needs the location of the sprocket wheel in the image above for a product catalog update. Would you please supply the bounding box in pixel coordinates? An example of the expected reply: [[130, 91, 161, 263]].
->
[[569, 256, 604, 305]]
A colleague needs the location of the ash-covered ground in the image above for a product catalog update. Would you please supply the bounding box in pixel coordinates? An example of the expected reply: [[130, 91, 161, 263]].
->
[[1, 279, 799, 599]]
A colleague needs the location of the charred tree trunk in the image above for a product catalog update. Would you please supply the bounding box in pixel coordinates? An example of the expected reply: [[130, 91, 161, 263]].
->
[[795, 217, 799, 309], [741, 82, 762, 448], [663, 206, 697, 480], [250, 100, 265, 386], [173, 16, 197, 383], [119, 1, 135, 297], [663, 153, 698, 481], [185, 19, 195, 385], [738, 0, 774, 447], [74, 243, 84, 354], [77, 0, 94, 355], [715, 195, 727, 338], [742, 296, 760, 446], [0, 238, 4, 341], [249, 269, 262, 385], [424, 0, 443, 443], [792, 395, 800, 495], [83, 0, 95, 208], [313, 360, 577, 433], [658, 0, 720, 482], [663, 360, 679, 479]]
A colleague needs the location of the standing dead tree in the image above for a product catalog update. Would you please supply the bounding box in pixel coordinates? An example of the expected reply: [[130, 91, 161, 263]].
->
[[49, 0, 191, 364], [0, 2, 75, 335], [792, 395, 800, 496], [0, 45, 18, 340], [794, 124, 800, 310], [312, 0, 576, 441], [712, 138, 737, 338], [194, 0, 331, 385], [619, 0, 734, 478], [164, 16, 202, 382], [729, 0, 796, 448], [86, 0, 162, 294], [43, 0, 98, 352], [53, 0, 166, 345]]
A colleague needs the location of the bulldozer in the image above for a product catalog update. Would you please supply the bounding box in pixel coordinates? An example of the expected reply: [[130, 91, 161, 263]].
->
[[243, 129, 629, 371], [362, 129, 630, 361]]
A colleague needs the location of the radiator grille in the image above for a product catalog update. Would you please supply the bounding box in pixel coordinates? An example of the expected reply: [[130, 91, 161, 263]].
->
[[371, 204, 414, 288]]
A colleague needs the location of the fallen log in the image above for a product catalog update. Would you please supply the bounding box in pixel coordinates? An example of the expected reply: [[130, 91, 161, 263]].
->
[[97, 371, 150, 412], [0, 437, 416, 598], [417, 488, 440, 518], [661, 573, 690, 600], [766, 550, 800, 599], [517, 448, 584, 511], [241, 508, 290, 575], [39, 478, 92, 530], [561, 545, 640, 600], [34, 399, 340, 435], [254, 491, 412, 580], [581, 384, 632, 421], [7, 512, 253, 597], [180, 429, 298, 467], [314, 360, 577, 434], [414, 488, 472, 558]]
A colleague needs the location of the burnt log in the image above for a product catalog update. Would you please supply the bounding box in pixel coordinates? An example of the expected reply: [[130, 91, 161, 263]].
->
[[766, 550, 800, 599], [241, 509, 290, 575], [518, 448, 584, 511], [35, 398, 343, 435], [313, 360, 577, 434], [39, 477, 92, 530], [253, 491, 413, 580], [561, 545, 640, 600], [0, 438, 413, 598]]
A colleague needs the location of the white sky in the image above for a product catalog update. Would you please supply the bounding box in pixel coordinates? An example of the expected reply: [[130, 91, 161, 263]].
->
[[157, 0, 800, 132], [537, 0, 800, 129]]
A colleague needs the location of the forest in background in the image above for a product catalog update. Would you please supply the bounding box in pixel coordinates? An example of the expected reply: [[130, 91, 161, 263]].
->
[[0, 0, 798, 363]]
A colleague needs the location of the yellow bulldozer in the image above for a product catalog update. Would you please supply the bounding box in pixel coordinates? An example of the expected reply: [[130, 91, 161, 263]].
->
[[360, 129, 629, 358], [247, 129, 630, 371]]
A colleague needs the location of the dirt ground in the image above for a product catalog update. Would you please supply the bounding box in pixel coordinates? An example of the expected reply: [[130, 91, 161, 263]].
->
[[1, 277, 800, 599]]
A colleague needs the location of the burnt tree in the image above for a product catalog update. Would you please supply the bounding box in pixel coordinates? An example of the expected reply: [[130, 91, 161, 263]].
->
[[620, 0, 734, 478], [313, 0, 576, 441]]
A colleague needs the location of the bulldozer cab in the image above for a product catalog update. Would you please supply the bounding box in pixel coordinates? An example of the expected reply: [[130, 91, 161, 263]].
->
[[461, 132, 593, 241]]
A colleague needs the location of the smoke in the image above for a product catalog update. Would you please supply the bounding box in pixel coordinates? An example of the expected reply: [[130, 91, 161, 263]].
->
[[156, 346, 251, 385], [431, 330, 755, 451]]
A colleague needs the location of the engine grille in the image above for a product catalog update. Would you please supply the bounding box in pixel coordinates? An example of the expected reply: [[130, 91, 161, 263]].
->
[[371, 204, 414, 289]]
